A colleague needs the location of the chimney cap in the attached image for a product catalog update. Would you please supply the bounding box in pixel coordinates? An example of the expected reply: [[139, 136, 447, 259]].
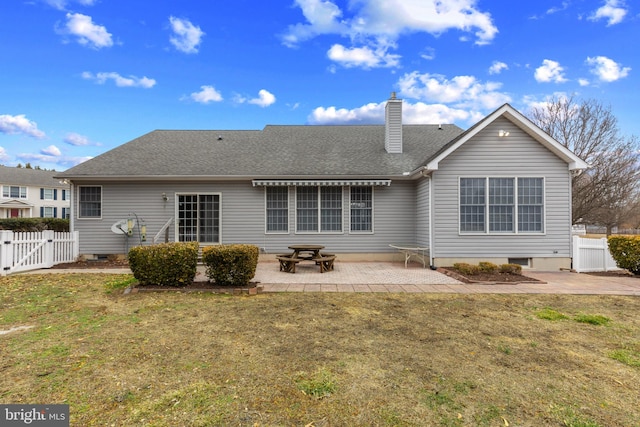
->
[[390, 91, 396, 99]]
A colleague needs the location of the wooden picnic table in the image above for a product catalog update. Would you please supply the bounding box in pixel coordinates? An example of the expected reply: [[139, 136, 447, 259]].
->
[[288, 244, 325, 260], [277, 244, 335, 273]]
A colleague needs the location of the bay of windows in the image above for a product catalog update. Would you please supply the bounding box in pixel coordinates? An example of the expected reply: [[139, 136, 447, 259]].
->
[[460, 177, 544, 233]]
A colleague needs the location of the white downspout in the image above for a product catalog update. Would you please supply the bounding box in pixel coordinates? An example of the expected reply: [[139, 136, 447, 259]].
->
[[428, 175, 435, 268]]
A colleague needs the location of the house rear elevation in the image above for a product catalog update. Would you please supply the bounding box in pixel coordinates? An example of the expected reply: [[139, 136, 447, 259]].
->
[[56, 94, 588, 269]]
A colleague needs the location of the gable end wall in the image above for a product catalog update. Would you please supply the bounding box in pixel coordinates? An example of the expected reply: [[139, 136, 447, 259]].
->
[[432, 117, 572, 268]]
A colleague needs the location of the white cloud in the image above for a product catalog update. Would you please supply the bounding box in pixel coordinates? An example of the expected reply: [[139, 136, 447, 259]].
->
[[42, 145, 62, 156], [588, 0, 627, 26], [586, 56, 630, 82], [0, 147, 9, 162], [186, 86, 223, 104], [248, 90, 276, 107], [534, 59, 568, 83], [82, 71, 156, 88], [578, 78, 590, 86], [282, 0, 497, 69], [0, 114, 46, 138], [64, 132, 100, 146], [17, 153, 92, 167], [327, 44, 400, 68], [284, 0, 497, 46], [44, 0, 96, 10], [488, 61, 508, 75], [308, 99, 482, 125], [61, 13, 113, 49], [309, 102, 384, 124], [546, 1, 570, 15], [420, 47, 436, 60], [169, 16, 205, 54], [397, 72, 511, 110]]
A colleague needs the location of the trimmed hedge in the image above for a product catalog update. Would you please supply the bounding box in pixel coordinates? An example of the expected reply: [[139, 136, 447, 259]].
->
[[0, 218, 69, 232], [202, 244, 259, 286], [453, 261, 523, 275], [128, 242, 199, 287], [608, 235, 640, 275]]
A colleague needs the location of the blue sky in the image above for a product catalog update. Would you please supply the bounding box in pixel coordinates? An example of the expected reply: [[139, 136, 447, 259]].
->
[[0, 0, 637, 171]]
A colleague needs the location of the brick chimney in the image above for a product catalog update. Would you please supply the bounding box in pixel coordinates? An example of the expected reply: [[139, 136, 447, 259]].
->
[[385, 92, 403, 153]]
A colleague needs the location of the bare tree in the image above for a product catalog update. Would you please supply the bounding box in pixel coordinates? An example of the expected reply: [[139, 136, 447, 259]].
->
[[528, 96, 640, 234]]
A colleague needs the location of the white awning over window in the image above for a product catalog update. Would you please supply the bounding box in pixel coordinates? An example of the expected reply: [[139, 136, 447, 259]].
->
[[252, 179, 391, 187]]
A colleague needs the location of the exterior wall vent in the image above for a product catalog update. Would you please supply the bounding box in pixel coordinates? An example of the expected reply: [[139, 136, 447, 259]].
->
[[385, 92, 403, 153]]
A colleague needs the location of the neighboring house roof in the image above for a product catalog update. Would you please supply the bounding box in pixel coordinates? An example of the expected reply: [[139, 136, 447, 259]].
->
[[425, 104, 590, 172], [56, 125, 464, 180], [0, 165, 67, 188]]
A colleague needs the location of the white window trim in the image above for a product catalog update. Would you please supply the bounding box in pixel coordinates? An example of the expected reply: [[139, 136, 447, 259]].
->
[[2, 185, 27, 199], [348, 186, 375, 234], [77, 185, 102, 219], [42, 188, 55, 200], [174, 192, 222, 244], [42, 206, 55, 218], [264, 187, 290, 234], [458, 176, 546, 235], [294, 186, 344, 234]]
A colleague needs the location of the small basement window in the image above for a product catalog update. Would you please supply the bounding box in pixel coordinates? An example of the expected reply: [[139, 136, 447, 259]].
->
[[508, 258, 530, 267]]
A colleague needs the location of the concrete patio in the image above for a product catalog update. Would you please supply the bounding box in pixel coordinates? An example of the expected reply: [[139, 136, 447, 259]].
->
[[20, 261, 640, 295]]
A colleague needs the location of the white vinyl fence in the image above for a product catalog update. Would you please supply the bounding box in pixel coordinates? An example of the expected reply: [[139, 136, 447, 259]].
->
[[572, 235, 621, 273], [0, 230, 79, 276]]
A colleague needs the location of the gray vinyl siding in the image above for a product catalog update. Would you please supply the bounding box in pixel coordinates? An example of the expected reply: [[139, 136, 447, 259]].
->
[[72, 180, 418, 255], [432, 117, 573, 259], [415, 177, 430, 248]]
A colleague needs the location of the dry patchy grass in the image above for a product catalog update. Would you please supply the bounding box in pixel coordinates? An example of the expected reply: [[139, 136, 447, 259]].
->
[[1, 273, 640, 426]]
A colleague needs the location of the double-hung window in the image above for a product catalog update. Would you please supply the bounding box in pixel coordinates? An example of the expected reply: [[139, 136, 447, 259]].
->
[[296, 186, 342, 233], [78, 186, 102, 218], [41, 188, 56, 200], [266, 187, 288, 233], [41, 207, 56, 218], [460, 177, 544, 234], [350, 186, 372, 232]]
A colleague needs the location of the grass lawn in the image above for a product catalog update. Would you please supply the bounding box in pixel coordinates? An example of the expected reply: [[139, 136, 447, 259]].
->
[[1, 273, 639, 426]]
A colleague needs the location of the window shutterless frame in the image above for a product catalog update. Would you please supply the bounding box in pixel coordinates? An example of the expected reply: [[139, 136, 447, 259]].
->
[[77, 185, 102, 219], [294, 186, 343, 234], [265, 186, 289, 234], [458, 177, 545, 235]]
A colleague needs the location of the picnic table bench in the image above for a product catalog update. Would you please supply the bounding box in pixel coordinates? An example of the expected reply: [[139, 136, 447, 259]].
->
[[277, 245, 336, 273]]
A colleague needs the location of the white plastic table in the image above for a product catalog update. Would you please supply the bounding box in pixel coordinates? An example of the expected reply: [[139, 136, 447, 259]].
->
[[389, 244, 430, 268]]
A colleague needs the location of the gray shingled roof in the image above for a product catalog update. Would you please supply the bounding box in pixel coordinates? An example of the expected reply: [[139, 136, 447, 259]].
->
[[0, 165, 67, 187], [57, 124, 464, 179]]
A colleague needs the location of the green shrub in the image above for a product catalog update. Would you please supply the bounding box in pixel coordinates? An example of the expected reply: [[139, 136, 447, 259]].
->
[[500, 263, 522, 274], [452, 262, 480, 275], [608, 235, 640, 275], [202, 244, 259, 286], [478, 261, 499, 273], [128, 242, 199, 287], [0, 217, 69, 232]]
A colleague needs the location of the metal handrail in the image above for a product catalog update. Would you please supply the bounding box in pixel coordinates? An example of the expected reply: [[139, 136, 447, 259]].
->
[[153, 217, 173, 243]]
